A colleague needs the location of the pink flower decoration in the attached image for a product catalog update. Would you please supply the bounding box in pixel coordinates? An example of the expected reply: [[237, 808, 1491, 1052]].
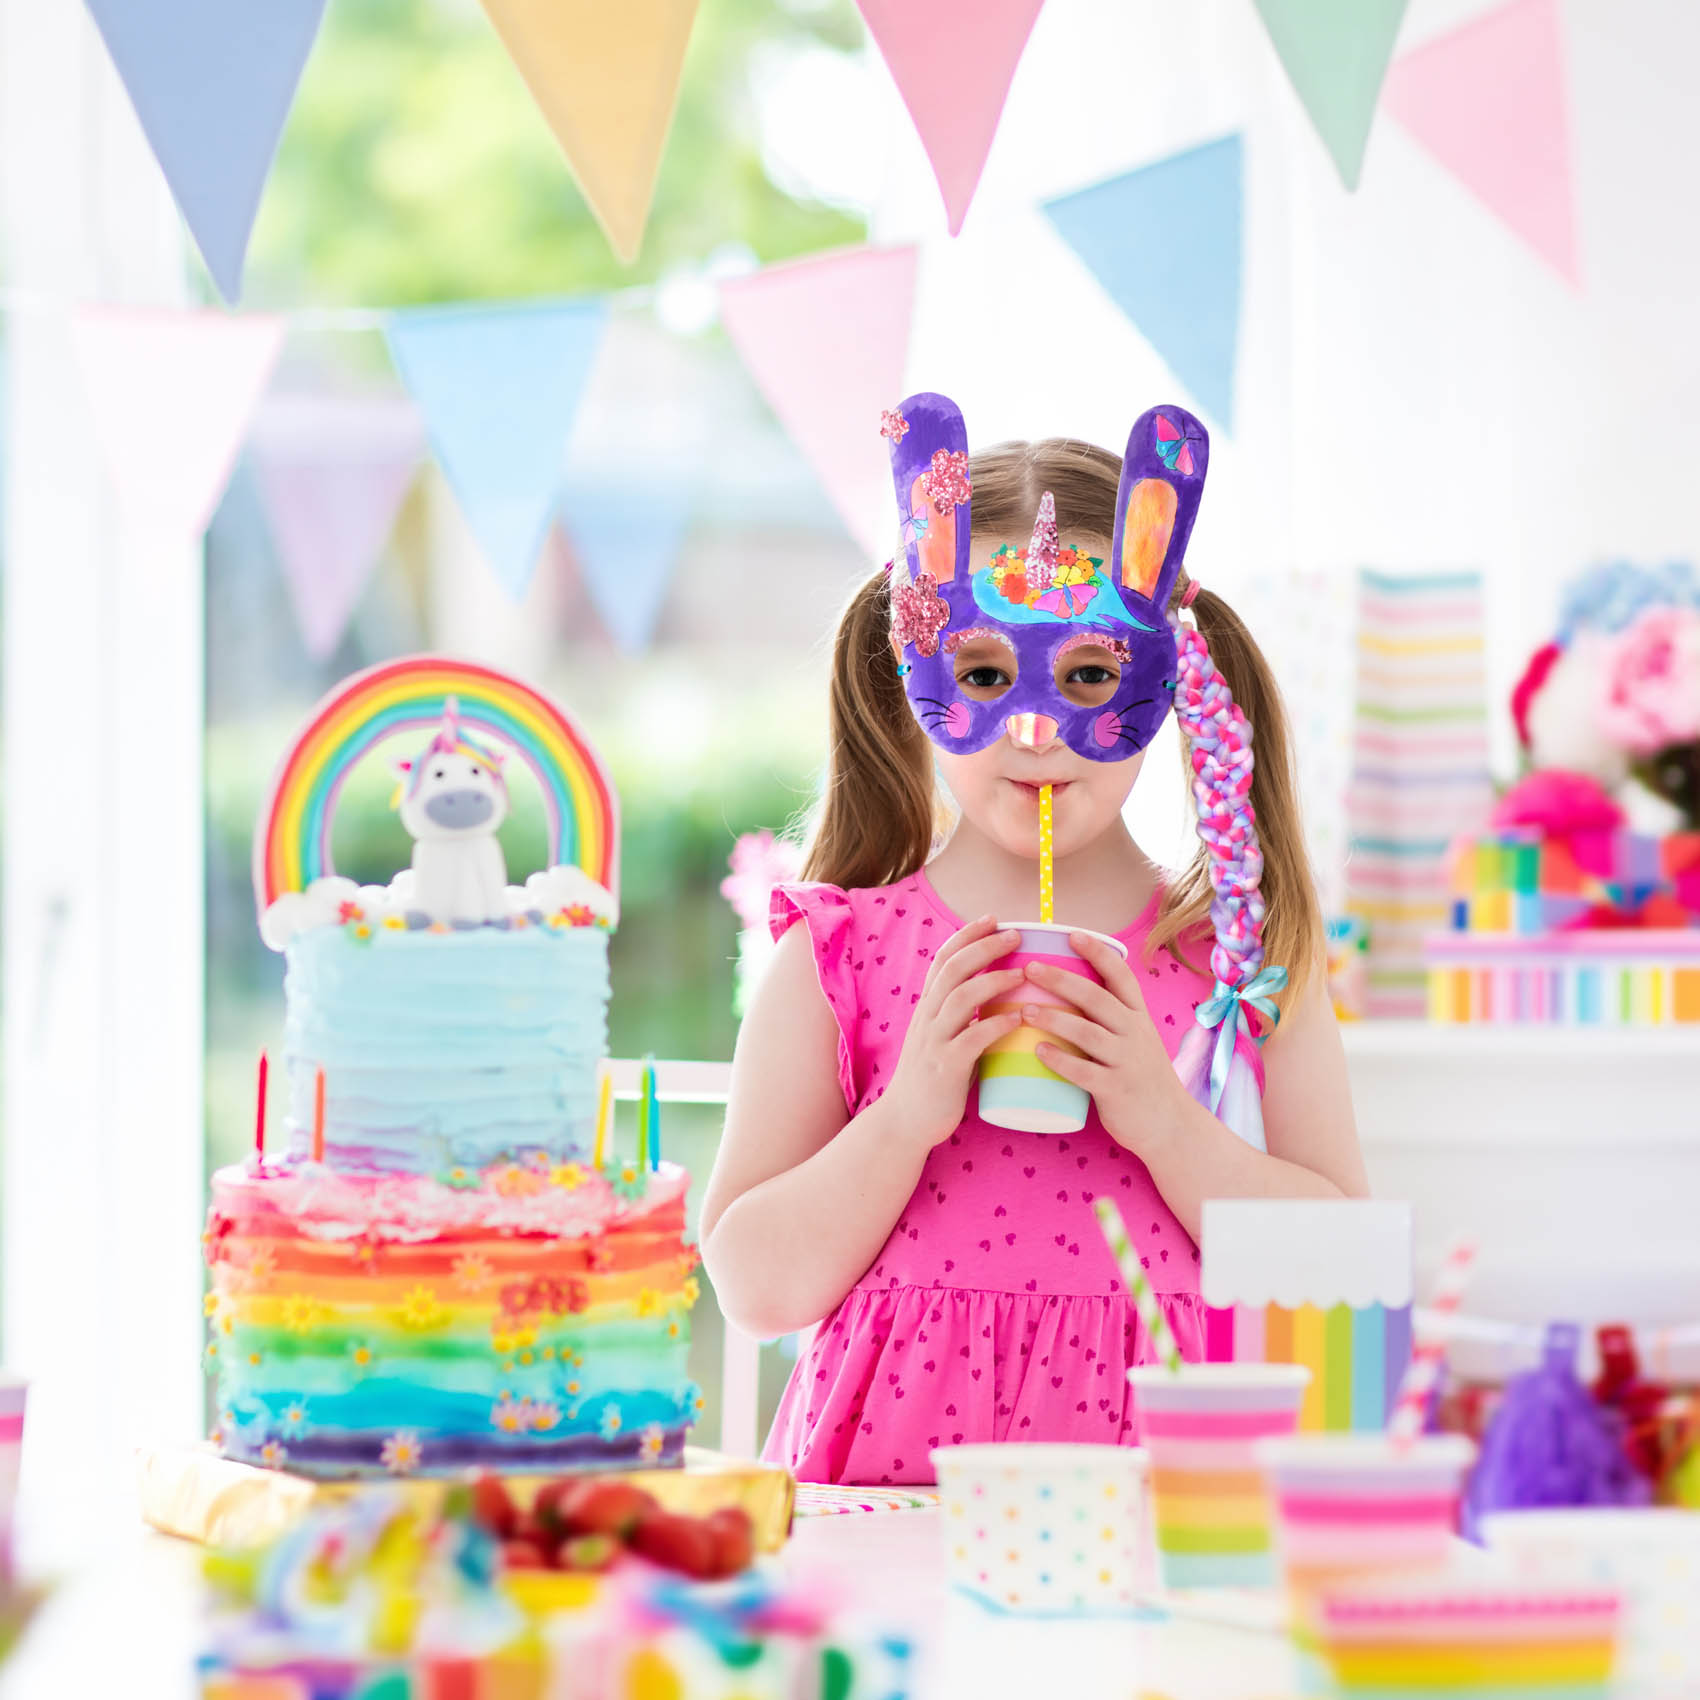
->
[[890, 571, 951, 659], [1489, 769, 1626, 834], [1598, 606, 1700, 755], [1511, 641, 1563, 748], [920, 449, 971, 514], [879, 408, 909, 443], [720, 830, 803, 930]]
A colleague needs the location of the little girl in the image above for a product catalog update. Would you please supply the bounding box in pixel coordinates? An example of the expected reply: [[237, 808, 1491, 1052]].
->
[[701, 393, 1366, 1485]]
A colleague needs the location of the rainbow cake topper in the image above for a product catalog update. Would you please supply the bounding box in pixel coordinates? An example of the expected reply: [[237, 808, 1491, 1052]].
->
[[253, 655, 618, 923]]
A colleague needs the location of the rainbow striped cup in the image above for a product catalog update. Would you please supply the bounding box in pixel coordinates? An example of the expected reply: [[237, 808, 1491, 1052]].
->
[[1257, 1433, 1475, 1624], [975, 923, 1128, 1134], [1129, 1362, 1310, 1590]]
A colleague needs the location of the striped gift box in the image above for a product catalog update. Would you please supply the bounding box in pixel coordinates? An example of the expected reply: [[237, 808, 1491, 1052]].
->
[[1427, 930, 1700, 1026], [1200, 1202, 1414, 1433]]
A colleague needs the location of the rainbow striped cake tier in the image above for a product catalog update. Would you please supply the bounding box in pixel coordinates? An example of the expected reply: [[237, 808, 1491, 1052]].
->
[[203, 1156, 699, 1477], [1315, 1578, 1621, 1698]]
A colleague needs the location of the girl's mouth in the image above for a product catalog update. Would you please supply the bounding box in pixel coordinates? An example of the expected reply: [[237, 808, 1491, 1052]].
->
[[1011, 779, 1070, 797]]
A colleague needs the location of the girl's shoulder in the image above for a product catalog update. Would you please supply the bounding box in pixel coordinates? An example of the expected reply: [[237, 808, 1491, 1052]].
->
[[767, 870, 950, 948]]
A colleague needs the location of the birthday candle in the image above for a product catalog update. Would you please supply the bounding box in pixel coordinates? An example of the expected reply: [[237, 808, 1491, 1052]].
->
[[592, 1066, 612, 1169], [648, 1063, 661, 1172], [312, 1067, 327, 1164], [1039, 782, 1054, 923], [637, 1057, 654, 1172], [1093, 1198, 1182, 1372], [254, 1050, 269, 1163]]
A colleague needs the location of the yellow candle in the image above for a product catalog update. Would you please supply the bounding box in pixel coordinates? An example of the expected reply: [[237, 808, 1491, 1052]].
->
[[592, 1066, 612, 1169], [1038, 782, 1054, 923]]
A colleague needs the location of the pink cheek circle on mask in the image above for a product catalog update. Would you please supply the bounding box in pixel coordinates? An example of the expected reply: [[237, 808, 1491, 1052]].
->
[[944, 701, 973, 739], [1092, 711, 1122, 750]]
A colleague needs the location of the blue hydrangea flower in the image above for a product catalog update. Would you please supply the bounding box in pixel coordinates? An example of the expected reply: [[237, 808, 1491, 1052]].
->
[[1559, 561, 1700, 643]]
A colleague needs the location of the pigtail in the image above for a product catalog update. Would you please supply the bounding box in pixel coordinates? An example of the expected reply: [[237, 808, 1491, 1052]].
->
[[798, 571, 944, 890], [1149, 575, 1323, 1006]]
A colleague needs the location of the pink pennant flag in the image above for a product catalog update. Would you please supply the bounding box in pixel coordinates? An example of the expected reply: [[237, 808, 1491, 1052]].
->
[[70, 307, 286, 539], [719, 245, 918, 559], [249, 393, 426, 660], [1382, 0, 1579, 284], [856, 0, 1046, 234]]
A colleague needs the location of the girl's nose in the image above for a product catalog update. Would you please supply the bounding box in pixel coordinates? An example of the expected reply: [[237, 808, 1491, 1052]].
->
[[1005, 713, 1059, 750]]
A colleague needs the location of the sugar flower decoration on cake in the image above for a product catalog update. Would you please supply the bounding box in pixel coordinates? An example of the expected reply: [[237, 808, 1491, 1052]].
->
[[451, 1253, 492, 1292], [380, 1431, 423, 1474], [397, 1285, 447, 1330], [530, 1400, 562, 1433], [439, 1165, 480, 1191], [548, 1162, 587, 1191], [202, 1341, 221, 1372], [281, 1295, 318, 1334], [259, 1440, 289, 1469], [640, 1425, 666, 1460], [492, 1393, 534, 1434], [488, 1162, 545, 1199], [349, 1341, 375, 1375], [599, 1404, 623, 1439], [278, 1401, 310, 1439], [608, 1162, 648, 1201], [244, 1245, 276, 1280], [636, 1288, 663, 1317]]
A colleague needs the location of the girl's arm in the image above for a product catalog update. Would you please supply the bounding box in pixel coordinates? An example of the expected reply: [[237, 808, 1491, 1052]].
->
[[1025, 936, 1367, 1244], [700, 916, 1026, 1339]]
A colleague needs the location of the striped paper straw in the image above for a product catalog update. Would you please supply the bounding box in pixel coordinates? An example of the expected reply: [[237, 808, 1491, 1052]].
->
[[1038, 782, 1055, 923], [1388, 1239, 1478, 1443], [1093, 1197, 1181, 1372]]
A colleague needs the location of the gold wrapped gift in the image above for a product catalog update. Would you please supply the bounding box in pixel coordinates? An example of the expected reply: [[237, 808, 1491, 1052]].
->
[[138, 1443, 794, 1554]]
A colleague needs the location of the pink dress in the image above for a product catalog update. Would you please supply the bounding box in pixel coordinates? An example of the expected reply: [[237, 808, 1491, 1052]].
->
[[761, 867, 1215, 1485]]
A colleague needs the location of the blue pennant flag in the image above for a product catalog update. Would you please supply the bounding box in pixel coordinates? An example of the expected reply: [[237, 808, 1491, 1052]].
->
[[386, 299, 609, 601], [85, 0, 327, 302], [562, 472, 693, 654], [1043, 135, 1244, 431]]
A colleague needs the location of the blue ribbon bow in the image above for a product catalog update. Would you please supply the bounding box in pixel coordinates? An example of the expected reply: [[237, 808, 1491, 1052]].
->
[[1194, 964, 1289, 1114]]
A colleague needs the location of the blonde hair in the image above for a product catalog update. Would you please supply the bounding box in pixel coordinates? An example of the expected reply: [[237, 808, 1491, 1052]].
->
[[798, 437, 1323, 997]]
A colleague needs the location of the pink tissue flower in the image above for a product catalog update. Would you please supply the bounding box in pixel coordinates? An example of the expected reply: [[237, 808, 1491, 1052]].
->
[[1598, 606, 1700, 755], [720, 830, 803, 930]]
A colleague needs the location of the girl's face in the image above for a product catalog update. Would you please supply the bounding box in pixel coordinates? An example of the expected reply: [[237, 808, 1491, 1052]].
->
[[929, 533, 1147, 861]]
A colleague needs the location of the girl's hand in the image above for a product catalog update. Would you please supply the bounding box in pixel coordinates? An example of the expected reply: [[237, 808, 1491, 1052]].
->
[[882, 916, 1028, 1149], [1025, 930, 1191, 1153]]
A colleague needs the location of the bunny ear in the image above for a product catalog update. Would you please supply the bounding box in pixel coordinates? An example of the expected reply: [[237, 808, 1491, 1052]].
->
[[1112, 406, 1209, 613], [883, 392, 971, 585]]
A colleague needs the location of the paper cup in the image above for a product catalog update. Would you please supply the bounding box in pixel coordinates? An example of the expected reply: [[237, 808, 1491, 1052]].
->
[[1257, 1433, 1474, 1624], [931, 1442, 1149, 1616], [0, 1375, 25, 1585], [1129, 1362, 1310, 1590], [1481, 1508, 1700, 1696], [975, 923, 1128, 1134]]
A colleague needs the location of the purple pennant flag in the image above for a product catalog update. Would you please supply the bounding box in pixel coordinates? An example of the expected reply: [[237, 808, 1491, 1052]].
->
[[85, 0, 327, 301], [249, 393, 426, 661]]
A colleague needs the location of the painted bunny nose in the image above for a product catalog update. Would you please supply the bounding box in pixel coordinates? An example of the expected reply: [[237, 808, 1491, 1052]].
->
[[1005, 713, 1059, 750]]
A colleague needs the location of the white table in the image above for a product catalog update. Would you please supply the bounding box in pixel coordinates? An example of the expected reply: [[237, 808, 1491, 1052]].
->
[[0, 1511, 1304, 1699]]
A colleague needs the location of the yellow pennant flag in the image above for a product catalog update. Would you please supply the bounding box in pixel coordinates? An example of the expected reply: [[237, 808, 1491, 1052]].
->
[[479, 0, 699, 264]]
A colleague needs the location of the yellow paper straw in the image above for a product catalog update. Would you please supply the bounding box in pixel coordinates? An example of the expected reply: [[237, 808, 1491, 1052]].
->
[[1038, 782, 1054, 923], [592, 1066, 612, 1169], [1093, 1197, 1182, 1372]]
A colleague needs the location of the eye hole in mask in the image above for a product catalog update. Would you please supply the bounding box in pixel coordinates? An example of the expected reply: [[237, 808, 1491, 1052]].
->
[[1053, 637, 1123, 709], [950, 632, 1019, 701]]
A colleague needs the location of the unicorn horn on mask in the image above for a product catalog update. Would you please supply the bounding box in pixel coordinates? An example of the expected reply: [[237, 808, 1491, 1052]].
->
[[1027, 490, 1060, 594]]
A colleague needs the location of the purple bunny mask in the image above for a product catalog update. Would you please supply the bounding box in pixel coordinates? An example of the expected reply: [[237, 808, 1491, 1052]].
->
[[881, 392, 1209, 762]]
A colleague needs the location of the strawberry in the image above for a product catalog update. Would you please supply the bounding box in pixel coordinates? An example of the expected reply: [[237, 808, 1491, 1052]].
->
[[501, 1539, 550, 1570], [467, 1471, 518, 1539], [555, 1532, 620, 1573], [702, 1508, 755, 1578], [553, 1480, 657, 1541], [629, 1509, 719, 1579]]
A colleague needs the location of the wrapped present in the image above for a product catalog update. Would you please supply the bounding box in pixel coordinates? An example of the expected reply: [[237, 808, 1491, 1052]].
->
[[143, 1444, 793, 1556], [1201, 1201, 1413, 1433]]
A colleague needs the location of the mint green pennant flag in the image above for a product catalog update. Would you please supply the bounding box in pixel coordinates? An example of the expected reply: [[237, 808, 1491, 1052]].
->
[[1253, 0, 1409, 190]]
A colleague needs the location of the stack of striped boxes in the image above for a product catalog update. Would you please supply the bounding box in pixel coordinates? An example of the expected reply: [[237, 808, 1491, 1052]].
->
[[1346, 571, 1495, 1018], [1428, 827, 1700, 1024]]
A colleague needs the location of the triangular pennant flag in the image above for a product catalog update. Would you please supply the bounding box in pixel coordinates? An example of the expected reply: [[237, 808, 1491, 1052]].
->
[[70, 308, 286, 539], [386, 299, 608, 601], [1042, 136, 1243, 429], [719, 246, 918, 559], [250, 394, 426, 660], [1252, 0, 1409, 190], [85, 0, 326, 301], [1382, 0, 1579, 284], [477, 0, 698, 265], [562, 476, 692, 653], [855, 0, 1046, 234]]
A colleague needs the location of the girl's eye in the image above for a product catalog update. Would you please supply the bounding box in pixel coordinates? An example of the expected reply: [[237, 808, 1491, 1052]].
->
[[1069, 665, 1115, 686], [960, 666, 1010, 690]]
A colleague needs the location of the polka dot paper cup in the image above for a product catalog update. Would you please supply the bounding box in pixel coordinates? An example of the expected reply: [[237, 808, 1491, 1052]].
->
[[931, 1442, 1150, 1616], [975, 923, 1129, 1134]]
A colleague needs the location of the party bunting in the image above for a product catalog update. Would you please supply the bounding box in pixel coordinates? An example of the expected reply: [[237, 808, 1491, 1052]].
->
[[386, 299, 608, 601], [478, 0, 699, 265], [70, 307, 286, 540], [249, 394, 427, 661], [562, 474, 693, 653], [855, 0, 1046, 235], [84, 0, 327, 302], [1042, 136, 1243, 430], [719, 245, 918, 559], [1382, 0, 1579, 284], [1252, 0, 1409, 190]]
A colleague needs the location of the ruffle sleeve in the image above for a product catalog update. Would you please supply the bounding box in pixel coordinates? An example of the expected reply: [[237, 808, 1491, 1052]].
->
[[769, 881, 862, 1113]]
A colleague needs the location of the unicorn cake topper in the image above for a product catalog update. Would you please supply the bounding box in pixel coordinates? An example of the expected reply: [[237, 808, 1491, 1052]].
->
[[391, 697, 511, 925]]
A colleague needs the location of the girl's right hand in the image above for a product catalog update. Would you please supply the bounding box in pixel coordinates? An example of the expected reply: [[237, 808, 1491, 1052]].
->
[[880, 916, 1027, 1148]]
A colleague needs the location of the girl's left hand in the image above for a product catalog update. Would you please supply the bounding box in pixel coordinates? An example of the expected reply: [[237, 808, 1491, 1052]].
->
[[1025, 930, 1191, 1153]]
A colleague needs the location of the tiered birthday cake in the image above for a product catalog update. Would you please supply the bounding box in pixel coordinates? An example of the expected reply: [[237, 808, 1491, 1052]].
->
[[202, 657, 700, 1477]]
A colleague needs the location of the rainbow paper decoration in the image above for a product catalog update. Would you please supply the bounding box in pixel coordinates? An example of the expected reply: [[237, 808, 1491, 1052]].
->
[[1201, 1200, 1414, 1433], [252, 654, 618, 917], [1427, 930, 1700, 1025]]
